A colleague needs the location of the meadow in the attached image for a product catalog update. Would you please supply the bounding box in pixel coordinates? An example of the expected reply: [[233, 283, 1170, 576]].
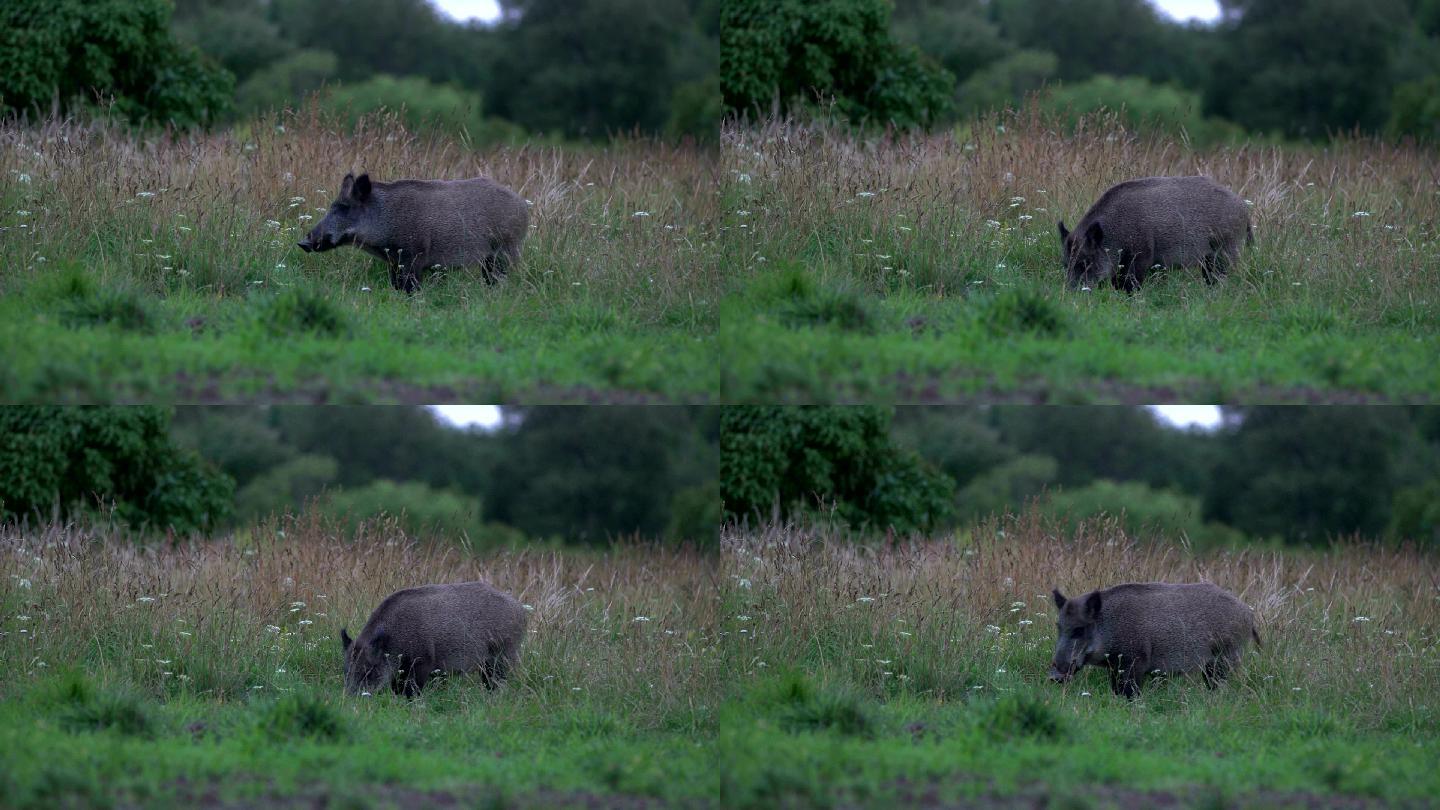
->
[[0, 111, 720, 403], [0, 515, 720, 808], [716, 515, 1440, 808], [720, 111, 1440, 403]]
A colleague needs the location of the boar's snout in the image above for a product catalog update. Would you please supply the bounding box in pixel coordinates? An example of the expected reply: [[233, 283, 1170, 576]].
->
[[1048, 663, 1075, 683], [297, 239, 314, 253]]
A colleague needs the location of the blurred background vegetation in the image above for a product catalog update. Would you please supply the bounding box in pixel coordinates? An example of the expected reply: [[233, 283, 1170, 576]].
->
[[722, 0, 1440, 143], [0, 406, 719, 547], [721, 406, 1440, 548], [1, 0, 720, 141]]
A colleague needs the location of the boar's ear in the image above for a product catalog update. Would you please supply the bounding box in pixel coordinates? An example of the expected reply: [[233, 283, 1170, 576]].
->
[[1057, 221, 1069, 242], [339, 173, 355, 198], [1084, 221, 1104, 248], [1052, 588, 1066, 609], [1083, 591, 1102, 620], [352, 173, 372, 202], [340, 628, 352, 651]]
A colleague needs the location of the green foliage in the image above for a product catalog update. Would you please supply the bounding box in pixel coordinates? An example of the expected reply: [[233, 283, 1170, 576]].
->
[[1388, 74, 1440, 140], [235, 50, 338, 115], [1208, 0, 1407, 138], [1389, 478, 1440, 546], [720, 406, 953, 532], [487, 407, 711, 543], [1040, 75, 1243, 145], [955, 454, 1058, 520], [40, 672, 153, 739], [40, 267, 159, 334], [721, 0, 954, 128], [0, 0, 232, 128], [486, 0, 686, 137], [0, 407, 233, 533], [893, 3, 1012, 85], [235, 454, 339, 519], [319, 75, 525, 144], [1205, 407, 1407, 544], [257, 692, 347, 742], [981, 691, 1066, 741], [668, 481, 722, 548], [758, 266, 874, 333], [954, 49, 1057, 115], [981, 288, 1068, 337], [256, 287, 349, 337], [322, 479, 496, 543], [1040, 479, 1244, 549], [668, 75, 724, 141], [753, 671, 873, 737]]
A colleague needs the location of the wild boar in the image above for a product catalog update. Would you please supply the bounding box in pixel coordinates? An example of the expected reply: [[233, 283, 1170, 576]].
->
[[340, 580, 527, 697], [1048, 582, 1260, 699], [1058, 176, 1252, 292], [297, 172, 529, 293]]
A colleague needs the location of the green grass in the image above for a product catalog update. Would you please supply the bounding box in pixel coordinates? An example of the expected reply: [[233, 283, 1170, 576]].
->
[[719, 675, 1437, 808], [0, 676, 716, 809], [713, 518, 1440, 807], [719, 115, 1440, 403], [0, 113, 718, 403]]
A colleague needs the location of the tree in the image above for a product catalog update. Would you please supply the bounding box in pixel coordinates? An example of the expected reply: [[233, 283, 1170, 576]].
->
[[721, 406, 953, 532], [1206, 0, 1406, 138], [486, 0, 685, 137], [1, 0, 232, 127], [1204, 407, 1405, 543], [485, 407, 698, 542], [722, 0, 954, 128], [0, 407, 232, 533]]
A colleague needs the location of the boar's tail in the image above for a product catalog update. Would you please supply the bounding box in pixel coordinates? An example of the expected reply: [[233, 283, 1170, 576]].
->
[[1251, 627, 1263, 649]]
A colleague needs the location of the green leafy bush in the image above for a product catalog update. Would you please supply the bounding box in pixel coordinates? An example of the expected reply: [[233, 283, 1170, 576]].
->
[[721, 406, 953, 532], [1388, 75, 1440, 141], [258, 692, 347, 742], [1041, 479, 1244, 549], [0, 0, 232, 128], [1390, 478, 1440, 546], [323, 479, 522, 548], [722, 0, 953, 128], [0, 407, 233, 533], [319, 75, 524, 144], [1040, 74, 1243, 146], [235, 50, 339, 115]]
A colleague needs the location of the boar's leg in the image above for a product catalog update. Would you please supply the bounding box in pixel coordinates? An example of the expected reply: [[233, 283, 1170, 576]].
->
[[388, 253, 423, 294], [1111, 249, 1147, 294], [1109, 655, 1145, 699], [396, 656, 431, 698]]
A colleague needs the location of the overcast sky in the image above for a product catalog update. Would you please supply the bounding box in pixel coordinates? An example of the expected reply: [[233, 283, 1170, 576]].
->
[[427, 0, 1220, 24]]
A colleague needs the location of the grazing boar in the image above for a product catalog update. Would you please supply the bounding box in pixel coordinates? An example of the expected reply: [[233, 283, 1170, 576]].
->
[[297, 173, 529, 293], [1058, 176, 1252, 292], [341, 581, 527, 697], [1048, 582, 1260, 699]]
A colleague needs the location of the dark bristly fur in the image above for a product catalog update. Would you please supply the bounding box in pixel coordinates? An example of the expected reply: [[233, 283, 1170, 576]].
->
[[1058, 176, 1252, 293], [1049, 582, 1260, 699], [341, 580, 528, 697], [298, 172, 530, 293]]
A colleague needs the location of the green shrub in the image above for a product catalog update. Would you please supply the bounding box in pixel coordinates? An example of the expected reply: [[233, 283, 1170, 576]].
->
[[721, 406, 954, 532], [1040, 479, 1244, 549], [0, 0, 232, 128], [1389, 75, 1440, 141], [258, 692, 347, 742], [757, 266, 873, 333], [0, 407, 233, 533], [722, 0, 953, 128], [755, 671, 873, 737], [981, 288, 1067, 337], [41, 672, 154, 738], [1040, 75, 1242, 146], [981, 692, 1065, 741], [1389, 478, 1440, 547], [256, 287, 349, 337], [322, 479, 523, 548], [319, 75, 524, 145], [235, 50, 339, 115]]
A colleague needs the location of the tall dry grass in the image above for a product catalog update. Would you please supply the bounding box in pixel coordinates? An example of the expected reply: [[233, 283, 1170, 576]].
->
[[723, 109, 1440, 319], [721, 513, 1440, 726], [0, 106, 719, 325], [0, 513, 720, 728]]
